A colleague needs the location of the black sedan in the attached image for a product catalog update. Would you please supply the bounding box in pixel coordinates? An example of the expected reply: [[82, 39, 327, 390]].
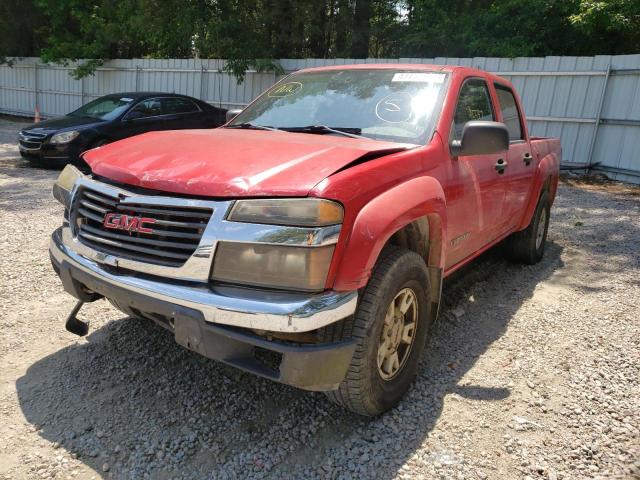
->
[[18, 92, 227, 165]]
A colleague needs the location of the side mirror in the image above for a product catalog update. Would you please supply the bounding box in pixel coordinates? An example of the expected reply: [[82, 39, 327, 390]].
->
[[225, 109, 242, 123], [124, 110, 145, 121], [450, 121, 509, 157]]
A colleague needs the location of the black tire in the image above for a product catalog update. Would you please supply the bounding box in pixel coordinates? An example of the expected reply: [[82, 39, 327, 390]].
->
[[508, 190, 551, 265], [322, 247, 432, 416]]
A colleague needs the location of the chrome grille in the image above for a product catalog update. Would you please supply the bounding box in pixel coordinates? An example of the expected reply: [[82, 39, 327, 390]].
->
[[73, 187, 213, 267], [19, 131, 46, 150]]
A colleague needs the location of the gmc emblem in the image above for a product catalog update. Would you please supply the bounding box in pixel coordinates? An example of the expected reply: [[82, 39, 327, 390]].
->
[[103, 212, 156, 234]]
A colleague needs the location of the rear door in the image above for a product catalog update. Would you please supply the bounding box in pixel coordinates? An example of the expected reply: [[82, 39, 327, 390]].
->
[[445, 77, 509, 267], [493, 83, 534, 227], [158, 97, 206, 129]]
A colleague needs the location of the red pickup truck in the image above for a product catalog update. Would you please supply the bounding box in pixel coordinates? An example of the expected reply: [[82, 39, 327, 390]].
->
[[49, 64, 560, 416]]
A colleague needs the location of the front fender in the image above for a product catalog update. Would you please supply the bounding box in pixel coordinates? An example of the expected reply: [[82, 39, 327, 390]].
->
[[333, 176, 447, 291]]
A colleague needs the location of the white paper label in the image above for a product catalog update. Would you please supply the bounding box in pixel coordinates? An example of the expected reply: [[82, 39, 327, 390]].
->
[[392, 73, 446, 83]]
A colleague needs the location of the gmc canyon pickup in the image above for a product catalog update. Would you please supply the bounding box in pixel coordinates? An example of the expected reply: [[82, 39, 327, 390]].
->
[[49, 64, 560, 416]]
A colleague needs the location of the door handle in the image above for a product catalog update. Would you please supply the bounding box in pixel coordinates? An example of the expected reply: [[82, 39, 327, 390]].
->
[[523, 152, 532, 166], [495, 158, 507, 174]]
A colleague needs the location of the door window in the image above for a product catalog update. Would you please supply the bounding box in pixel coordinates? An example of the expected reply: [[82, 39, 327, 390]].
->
[[161, 97, 201, 115], [453, 79, 495, 140], [494, 85, 524, 141], [128, 99, 163, 118]]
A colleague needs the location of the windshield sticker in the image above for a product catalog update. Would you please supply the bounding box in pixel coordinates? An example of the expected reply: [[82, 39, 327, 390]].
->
[[268, 82, 303, 98], [119, 97, 134, 102], [375, 92, 413, 123], [392, 73, 445, 84]]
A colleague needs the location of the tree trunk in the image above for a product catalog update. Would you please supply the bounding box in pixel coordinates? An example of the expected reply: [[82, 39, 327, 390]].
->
[[335, 0, 352, 57], [351, 0, 372, 57]]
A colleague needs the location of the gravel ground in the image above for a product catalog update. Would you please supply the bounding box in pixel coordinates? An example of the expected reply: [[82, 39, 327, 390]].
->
[[0, 117, 638, 480]]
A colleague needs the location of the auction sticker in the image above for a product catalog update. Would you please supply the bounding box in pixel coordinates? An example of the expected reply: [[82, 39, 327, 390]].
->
[[268, 82, 303, 98], [392, 73, 445, 83]]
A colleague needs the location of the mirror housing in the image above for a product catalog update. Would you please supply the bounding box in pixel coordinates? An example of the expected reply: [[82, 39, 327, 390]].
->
[[450, 121, 509, 157], [225, 109, 242, 123]]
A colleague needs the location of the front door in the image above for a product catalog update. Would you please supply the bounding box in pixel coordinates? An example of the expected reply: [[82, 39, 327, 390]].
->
[[444, 77, 508, 268], [119, 98, 166, 139], [158, 97, 207, 129]]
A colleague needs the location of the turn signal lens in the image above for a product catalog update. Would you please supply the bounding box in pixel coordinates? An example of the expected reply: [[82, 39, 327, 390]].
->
[[211, 242, 335, 292], [228, 199, 343, 227], [53, 164, 82, 207]]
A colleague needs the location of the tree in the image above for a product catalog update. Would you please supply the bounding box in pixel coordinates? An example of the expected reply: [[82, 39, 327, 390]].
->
[[351, 0, 373, 57], [334, 0, 353, 57], [0, 0, 46, 59], [571, 0, 640, 54], [1, 0, 639, 80]]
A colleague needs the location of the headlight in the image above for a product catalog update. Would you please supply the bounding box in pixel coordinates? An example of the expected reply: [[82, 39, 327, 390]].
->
[[228, 198, 343, 227], [50, 130, 80, 144], [52, 164, 82, 208], [214, 198, 343, 291], [211, 242, 335, 292]]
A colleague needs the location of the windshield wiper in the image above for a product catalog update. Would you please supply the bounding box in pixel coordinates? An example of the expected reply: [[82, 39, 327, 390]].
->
[[225, 123, 279, 131], [280, 125, 367, 139]]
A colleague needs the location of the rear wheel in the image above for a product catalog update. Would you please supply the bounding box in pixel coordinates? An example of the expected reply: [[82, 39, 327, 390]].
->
[[322, 248, 432, 416], [508, 190, 551, 264]]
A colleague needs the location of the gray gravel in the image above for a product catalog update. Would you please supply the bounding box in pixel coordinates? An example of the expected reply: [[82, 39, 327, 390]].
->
[[0, 117, 638, 479]]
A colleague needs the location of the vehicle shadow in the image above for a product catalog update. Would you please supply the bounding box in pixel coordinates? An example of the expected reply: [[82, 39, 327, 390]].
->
[[15, 241, 564, 478]]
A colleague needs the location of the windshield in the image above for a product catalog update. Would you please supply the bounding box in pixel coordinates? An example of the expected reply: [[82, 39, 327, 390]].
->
[[69, 96, 135, 120], [230, 69, 448, 144]]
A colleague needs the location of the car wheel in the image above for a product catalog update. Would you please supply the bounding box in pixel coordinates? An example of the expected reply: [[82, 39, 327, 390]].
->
[[322, 247, 432, 416], [20, 152, 44, 166], [508, 190, 551, 265]]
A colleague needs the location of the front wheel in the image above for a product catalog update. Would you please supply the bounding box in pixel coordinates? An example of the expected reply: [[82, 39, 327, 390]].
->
[[323, 248, 432, 416]]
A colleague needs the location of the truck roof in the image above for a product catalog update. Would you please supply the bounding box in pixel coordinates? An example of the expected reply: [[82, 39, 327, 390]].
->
[[297, 63, 510, 84]]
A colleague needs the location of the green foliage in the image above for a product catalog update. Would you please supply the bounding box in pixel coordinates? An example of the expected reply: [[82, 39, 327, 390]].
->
[[570, 0, 640, 53], [223, 58, 285, 83], [0, 0, 45, 58], [0, 0, 638, 80]]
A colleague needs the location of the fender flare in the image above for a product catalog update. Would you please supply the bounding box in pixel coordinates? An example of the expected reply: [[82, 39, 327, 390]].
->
[[332, 176, 447, 292], [518, 152, 560, 230]]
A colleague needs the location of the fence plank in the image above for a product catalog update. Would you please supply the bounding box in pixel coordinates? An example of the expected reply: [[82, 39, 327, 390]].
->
[[1, 55, 639, 182]]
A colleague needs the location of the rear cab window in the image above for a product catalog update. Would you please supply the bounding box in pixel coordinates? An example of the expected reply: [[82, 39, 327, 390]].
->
[[494, 84, 525, 142]]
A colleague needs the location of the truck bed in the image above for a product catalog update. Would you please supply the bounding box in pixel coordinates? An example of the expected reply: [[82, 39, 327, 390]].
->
[[530, 137, 562, 161]]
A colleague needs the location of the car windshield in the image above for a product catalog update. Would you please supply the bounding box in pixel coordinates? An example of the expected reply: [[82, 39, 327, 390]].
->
[[229, 69, 448, 144], [69, 96, 135, 120]]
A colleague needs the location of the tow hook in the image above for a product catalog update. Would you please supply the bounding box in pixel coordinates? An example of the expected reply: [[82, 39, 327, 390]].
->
[[65, 300, 89, 336]]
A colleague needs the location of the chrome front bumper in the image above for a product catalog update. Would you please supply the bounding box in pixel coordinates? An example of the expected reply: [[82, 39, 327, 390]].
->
[[50, 227, 357, 333]]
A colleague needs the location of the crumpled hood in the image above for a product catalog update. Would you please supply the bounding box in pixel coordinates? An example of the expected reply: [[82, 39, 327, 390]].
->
[[84, 128, 412, 197]]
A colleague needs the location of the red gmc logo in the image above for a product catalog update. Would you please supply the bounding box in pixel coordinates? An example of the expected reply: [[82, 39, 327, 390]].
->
[[103, 212, 156, 234]]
